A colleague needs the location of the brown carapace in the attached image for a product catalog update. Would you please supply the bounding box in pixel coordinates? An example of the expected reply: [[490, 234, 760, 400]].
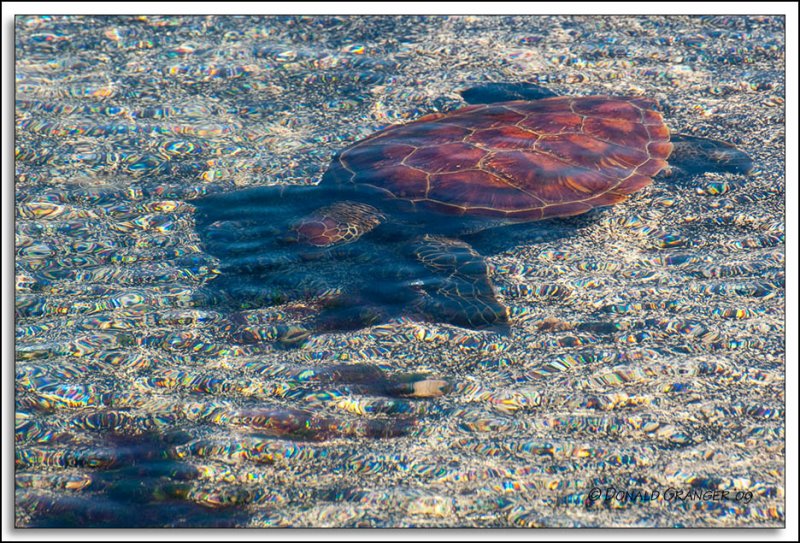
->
[[323, 96, 672, 221]]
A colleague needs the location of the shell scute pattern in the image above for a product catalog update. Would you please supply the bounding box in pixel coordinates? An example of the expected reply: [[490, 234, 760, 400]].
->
[[404, 143, 488, 174], [331, 96, 673, 221]]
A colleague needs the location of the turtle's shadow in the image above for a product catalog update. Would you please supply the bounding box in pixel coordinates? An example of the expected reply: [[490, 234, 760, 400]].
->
[[193, 186, 605, 334]]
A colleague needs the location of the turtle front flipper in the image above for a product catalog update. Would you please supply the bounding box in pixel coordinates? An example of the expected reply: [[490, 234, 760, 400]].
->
[[667, 134, 753, 176], [411, 235, 510, 332]]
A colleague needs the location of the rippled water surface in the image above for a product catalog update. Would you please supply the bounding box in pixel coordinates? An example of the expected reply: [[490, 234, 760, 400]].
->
[[15, 15, 785, 528]]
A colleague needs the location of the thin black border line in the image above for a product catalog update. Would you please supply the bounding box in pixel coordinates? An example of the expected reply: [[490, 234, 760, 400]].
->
[[9, 13, 796, 17], [8, 12, 789, 532]]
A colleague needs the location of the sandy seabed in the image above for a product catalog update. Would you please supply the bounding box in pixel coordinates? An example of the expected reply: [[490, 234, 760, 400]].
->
[[14, 15, 785, 528]]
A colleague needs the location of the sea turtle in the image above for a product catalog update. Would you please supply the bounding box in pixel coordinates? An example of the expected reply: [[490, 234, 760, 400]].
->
[[194, 82, 751, 335]]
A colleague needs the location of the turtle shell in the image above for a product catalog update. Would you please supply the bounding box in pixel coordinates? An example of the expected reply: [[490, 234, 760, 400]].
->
[[323, 96, 673, 220]]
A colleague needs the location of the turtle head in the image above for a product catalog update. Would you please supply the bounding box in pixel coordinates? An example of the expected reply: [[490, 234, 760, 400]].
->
[[287, 201, 385, 248]]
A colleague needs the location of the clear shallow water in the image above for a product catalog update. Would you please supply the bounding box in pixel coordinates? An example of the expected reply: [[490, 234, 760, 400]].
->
[[15, 15, 784, 528]]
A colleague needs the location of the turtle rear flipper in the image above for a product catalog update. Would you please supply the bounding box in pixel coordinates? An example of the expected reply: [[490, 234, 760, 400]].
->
[[459, 82, 558, 104], [411, 235, 510, 332], [667, 134, 753, 176]]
